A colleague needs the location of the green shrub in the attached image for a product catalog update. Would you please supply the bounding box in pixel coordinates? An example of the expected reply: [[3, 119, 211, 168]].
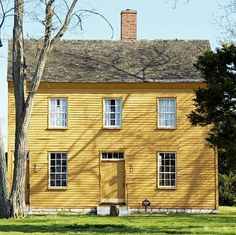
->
[[219, 173, 236, 206]]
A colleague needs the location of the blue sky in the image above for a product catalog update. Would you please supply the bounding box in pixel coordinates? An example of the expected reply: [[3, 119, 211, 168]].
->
[[0, 0, 231, 148]]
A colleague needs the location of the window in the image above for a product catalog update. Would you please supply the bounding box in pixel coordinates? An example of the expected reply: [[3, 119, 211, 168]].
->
[[49, 152, 68, 188], [49, 98, 68, 128], [101, 152, 124, 160], [104, 98, 122, 128], [158, 98, 176, 128], [158, 152, 176, 188]]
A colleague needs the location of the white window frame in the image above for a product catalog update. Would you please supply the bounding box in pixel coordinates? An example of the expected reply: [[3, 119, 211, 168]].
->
[[48, 152, 68, 189], [101, 152, 125, 161], [157, 152, 177, 189], [103, 98, 122, 128], [158, 98, 176, 128], [49, 98, 68, 128]]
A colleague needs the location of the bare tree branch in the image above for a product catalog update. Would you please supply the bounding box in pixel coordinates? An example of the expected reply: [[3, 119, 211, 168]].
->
[[165, 0, 190, 9], [24, 0, 80, 119], [74, 12, 83, 30], [50, 0, 78, 48], [213, 0, 236, 43], [0, 0, 13, 47], [76, 9, 114, 39]]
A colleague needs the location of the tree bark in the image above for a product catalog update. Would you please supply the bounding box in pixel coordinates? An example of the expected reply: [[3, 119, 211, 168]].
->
[[10, 0, 27, 218], [0, 126, 11, 218]]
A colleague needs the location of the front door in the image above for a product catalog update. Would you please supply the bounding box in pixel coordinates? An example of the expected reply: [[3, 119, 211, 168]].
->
[[100, 152, 125, 203]]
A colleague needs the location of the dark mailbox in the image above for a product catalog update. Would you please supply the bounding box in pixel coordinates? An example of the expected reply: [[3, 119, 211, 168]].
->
[[142, 199, 151, 207], [142, 199, 151, 213]]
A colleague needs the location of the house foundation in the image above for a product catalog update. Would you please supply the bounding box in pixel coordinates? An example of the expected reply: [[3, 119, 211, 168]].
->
[[26, 206, 218, 215]]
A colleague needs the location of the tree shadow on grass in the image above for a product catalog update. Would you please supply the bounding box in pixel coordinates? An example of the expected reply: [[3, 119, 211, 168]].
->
[[177, 215, 236, 225], [0, 223, 235, 234]]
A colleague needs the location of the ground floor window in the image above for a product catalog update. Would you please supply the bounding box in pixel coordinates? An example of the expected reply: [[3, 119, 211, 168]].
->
[[49, 152, 68, 188], [158, 152, 176, 188]]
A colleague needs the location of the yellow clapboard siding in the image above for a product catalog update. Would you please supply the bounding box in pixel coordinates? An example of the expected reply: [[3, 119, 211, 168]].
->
[[8, 82, 218, 209]]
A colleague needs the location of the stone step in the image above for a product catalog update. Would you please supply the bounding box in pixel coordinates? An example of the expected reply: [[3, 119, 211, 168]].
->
[[97, 205, 130, 216]]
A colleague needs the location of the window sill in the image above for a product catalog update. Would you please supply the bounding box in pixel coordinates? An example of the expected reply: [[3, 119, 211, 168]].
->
[[48, 187, 68, 190], [157, 127, 176, 130], [103, 127, 122, 130], [156, 187, 177, 190], [47, 127, 68, 130]]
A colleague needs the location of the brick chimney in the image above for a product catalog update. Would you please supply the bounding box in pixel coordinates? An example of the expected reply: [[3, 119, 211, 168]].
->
[[121, 9, 137, 41]]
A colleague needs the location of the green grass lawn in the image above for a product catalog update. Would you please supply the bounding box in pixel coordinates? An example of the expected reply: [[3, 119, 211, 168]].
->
[[0, 207, 235, 235]]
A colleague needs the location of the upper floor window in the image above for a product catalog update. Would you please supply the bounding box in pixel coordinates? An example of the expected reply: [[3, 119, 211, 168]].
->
[[104, 98, 122, 128], [49, 98, 68, 128], [49, 152, 68, 188], [158, 152, 176, 188], [158, 98, 176, 128]]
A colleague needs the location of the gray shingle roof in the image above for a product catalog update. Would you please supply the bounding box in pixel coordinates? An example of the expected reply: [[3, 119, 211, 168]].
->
[[8, 39, 210, 83]]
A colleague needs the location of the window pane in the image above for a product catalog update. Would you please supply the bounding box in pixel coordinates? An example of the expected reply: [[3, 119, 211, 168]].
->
[[119, 153, 124, 159], [171, 166, 175, 172], [62, 174, 67, 180], [165, 173, 170, 179], [159, 173, 164, 180], [50, 167, 55, 173], [62, 153, 67, 159], [116, 119, 121, 126], [171, 153, 175, 159], [160, 166, 164, 172], [165, 159, 170, 165], [50, 174, 55, 180], [164, 166, 170, 172], [165, 180, 170, 186], [159, 100, 165, 112], [102, 153, 107, 159], [62, 167, 67, 172], [110, 113, 116, 120], [116, 100, 121, 112], [108, 152, 112, 159], [56, 174, 61, 180], [105, 113, 109, 126], [113, 153, 118, 159], [111, 106, 116, 112]]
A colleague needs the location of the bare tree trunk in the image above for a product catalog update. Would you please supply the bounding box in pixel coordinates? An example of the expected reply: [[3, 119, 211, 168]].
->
[[0, 126, 11, 218], [10, 0, 27, 218], [10, 116, 31, 217], [8, 0, 78, 218]]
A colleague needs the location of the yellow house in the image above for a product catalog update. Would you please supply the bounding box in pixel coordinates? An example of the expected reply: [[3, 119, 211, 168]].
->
[[8, 10, 218, 214]]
